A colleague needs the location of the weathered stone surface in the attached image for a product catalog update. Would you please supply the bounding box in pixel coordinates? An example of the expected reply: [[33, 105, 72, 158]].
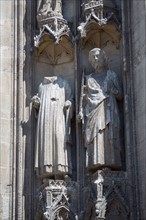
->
[[79, 48, 123, 171], [32, 76, 73, 178], [0, 1, 13, 219], [0, 0, 146, 219], [129, 1, 146, 219]]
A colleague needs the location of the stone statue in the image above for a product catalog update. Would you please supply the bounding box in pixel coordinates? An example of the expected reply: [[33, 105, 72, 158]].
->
[[79, 48, 123, 171], [37, 0, 62, 17], [32, 76, 73, 178]]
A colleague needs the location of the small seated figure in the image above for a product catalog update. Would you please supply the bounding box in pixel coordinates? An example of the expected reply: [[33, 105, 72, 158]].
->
[[37, 0, 62, 17]]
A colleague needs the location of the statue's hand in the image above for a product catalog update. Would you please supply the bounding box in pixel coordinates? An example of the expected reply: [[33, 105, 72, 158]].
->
[[83, 93, 88, 101], [64, 100, 72, 109], [31, 95, 40, 110], [77, 111, 83, 122], [111, 87, 118, 96], [83, 85, 88, 91], [43, 212, 49, 219], [111, 87, 123, 101]]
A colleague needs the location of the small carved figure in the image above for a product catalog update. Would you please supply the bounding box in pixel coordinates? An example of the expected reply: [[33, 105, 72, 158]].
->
[[79, 48, 123, 171], [37, 0, 62, 16], [32, 76, 73, 178]]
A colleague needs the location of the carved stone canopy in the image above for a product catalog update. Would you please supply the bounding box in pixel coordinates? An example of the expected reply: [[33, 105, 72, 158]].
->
[[83, 0, 105, 22], [35, 17, 71, 45], [36, 0, 72, 46], [37, 180, 75, 220], [78, 0, 121, 39]]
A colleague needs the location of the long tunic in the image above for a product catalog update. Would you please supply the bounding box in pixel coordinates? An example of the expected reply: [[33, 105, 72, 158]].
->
[[35, 76, 72, 177], [84, 70, 122, 170]]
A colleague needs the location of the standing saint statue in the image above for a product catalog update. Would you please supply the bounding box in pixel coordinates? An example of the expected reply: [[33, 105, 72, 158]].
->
[[32, 76, 73, 178], [79, 48, 123, 171]]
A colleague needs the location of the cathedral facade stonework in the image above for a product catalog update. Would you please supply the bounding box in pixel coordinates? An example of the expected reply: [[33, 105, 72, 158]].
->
[[0, 0, 146, 219]]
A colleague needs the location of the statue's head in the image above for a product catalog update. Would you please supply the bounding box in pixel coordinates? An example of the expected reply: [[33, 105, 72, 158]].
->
[[89, 48, 108, 71]]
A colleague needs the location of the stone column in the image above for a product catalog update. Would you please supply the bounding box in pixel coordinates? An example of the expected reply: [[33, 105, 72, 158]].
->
[[0, 1, 14, 219]]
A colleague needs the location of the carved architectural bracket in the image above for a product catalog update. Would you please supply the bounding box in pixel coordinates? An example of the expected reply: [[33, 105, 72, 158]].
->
[[34, 0, 74, 65], [37, 179, 76, 220], [86, 170, 129, 219]]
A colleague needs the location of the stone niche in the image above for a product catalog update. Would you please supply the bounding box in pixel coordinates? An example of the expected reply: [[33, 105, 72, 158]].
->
[[31, 1, 129, 220]]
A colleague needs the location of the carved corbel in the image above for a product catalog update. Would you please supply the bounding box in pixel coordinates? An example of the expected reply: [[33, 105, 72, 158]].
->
[[86, 170, 129, 220], [36, 179, 77, 220]]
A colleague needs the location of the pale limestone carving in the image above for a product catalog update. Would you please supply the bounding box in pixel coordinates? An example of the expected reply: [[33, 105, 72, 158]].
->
[[37, 0, 52, 15], [36, 179, 76, 220], [78, 0, 106, 38], [37, 0, 62, 19], [87, 170, 129, 219], [80, 48, 123, 171], [35, 0, 71, 44], [78, 0, 121, 50], [34, 37, 74, 65], [32, 76, 73, 177]]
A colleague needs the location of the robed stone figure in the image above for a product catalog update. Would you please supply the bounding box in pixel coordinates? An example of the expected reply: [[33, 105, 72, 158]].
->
[[37, 0, 62, 16], [32, 76, 73, 178], [79, 48, 123, 171]]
